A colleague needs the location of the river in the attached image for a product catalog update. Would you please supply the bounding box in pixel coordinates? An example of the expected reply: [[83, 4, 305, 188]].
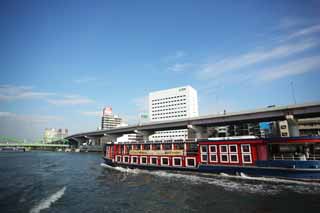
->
[[1, 151, 320, 213]]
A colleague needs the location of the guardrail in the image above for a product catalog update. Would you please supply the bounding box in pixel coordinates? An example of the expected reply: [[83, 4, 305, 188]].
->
[[272, 154, 320, 161]]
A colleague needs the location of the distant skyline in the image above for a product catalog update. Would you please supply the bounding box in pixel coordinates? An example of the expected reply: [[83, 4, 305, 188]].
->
[[1, 0, 320, 140]]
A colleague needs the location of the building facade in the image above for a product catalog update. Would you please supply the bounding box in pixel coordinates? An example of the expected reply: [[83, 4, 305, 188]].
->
[[299, 118, 320, 136], [149, 86, 199, 140], [43, 128, 68, 143], [101, 107, 124, 130]]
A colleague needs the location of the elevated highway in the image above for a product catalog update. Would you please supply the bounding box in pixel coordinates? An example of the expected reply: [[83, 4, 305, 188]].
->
[[66, 102, 320, 146]]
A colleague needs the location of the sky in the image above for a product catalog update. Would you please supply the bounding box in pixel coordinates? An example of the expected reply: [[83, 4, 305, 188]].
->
[[0, 0, 320, 141]]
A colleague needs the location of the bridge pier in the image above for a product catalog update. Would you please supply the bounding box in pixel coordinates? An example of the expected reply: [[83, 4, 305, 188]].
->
[[69, 137, 86, 148], [286, 115, 300, 137], [134, 130, 154, 141], [187, 125, 209, 139]]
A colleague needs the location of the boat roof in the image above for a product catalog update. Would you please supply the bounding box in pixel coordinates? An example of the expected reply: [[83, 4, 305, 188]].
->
[[108, 136, 320, 145]]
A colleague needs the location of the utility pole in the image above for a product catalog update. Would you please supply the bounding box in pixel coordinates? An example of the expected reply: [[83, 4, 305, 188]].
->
[[290, 81, 297, 105]]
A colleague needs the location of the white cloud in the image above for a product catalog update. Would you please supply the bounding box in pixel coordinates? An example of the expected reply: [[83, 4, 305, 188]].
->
[[259, 55, 320, 81], [47, 95, 94, 105], [167, 63, 193, 72], [0, 111, 62, 123], [199, 39, 319, 79], [286, 24, 320, 40], [0, 85, 55, 101]]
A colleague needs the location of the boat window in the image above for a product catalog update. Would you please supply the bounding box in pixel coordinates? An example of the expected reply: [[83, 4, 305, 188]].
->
[[220, 145, 228, 153], [154, 144, 161, 150], [161, 157, 169, 166], [229, 145, 237, 153], [127, 145, 132, 151], [131, 156, 138, 164], [124, 156, 129, 163], [241, 144, 251, 153], [136, 144, 141, 150], [141, 156, 147, 164], [209, 145, 218, 163], [175, 143, 184, 150], [209, 145, 216, 153], [221, 155, 228, 162], [220, 145, 229, 163], [186, 158, 196, 167], [163, 144, 172, 150], [150, 157, 158, 165], [187, 143, 198, 154], [173, 157, 182, 166], [230, 154, 238, 163], [210, 155, 217, 162], [200, 145, 208, 162], [201, 145, 207, 153], [144, 144, 150, 150], [201, 154, 208, 162], [241, 144, 252, 163], [242, 154, 252, 163], [120, 145, 124, 154], [116, 156, 121, 162]]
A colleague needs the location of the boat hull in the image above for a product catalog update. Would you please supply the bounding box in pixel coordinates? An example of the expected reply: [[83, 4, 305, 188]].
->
[[103, 157, 320, 180], [198, 164, 320, 180]]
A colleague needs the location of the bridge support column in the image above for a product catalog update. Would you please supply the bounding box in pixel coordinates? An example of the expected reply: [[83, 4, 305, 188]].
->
[[85, 136, 102, 146], [70, 137, 86, 148], [286, 115, 300, 137], [187, 125, 209, 139], [134, 130, 154, 141]]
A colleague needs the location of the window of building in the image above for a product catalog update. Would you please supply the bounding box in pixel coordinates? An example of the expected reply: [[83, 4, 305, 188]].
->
[[280, 125, 287, 129]]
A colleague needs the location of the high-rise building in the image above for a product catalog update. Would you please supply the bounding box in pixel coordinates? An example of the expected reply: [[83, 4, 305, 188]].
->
[[101, 107, 123, 130], [149, 86, 199, 140], [43, 128, 68, 143]]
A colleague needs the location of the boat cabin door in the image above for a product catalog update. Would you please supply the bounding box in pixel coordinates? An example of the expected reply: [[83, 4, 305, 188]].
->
[[200, 145, 208, 164]]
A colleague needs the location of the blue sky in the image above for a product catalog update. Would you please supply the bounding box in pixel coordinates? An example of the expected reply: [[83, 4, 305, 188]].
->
[[0, 0, 320, 140]]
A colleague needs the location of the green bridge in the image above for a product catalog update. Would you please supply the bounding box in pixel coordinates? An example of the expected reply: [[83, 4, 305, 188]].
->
[[0, 143, 70, 151]]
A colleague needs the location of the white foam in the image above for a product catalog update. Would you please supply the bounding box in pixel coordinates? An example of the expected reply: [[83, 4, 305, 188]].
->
[[29, 187, 66, 213], [100, 163, 320, 194]]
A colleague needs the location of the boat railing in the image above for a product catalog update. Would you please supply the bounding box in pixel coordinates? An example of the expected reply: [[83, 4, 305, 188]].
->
[[272, 154, 320, 161]]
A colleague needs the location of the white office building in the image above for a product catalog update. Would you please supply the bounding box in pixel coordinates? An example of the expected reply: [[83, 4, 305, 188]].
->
[[149, 86, 199, 140]]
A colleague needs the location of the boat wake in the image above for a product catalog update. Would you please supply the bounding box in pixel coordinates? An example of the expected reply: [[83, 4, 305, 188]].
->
[[29, 186, 66, 213], [101, 163, 320, 194]]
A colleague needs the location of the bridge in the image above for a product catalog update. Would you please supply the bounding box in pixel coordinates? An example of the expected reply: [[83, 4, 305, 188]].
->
[[0, 143, 70, 151], [66, 102, 320, 147]]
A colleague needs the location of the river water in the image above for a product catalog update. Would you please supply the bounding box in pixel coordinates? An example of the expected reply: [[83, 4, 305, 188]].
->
[[1, 151, 320, 213]]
